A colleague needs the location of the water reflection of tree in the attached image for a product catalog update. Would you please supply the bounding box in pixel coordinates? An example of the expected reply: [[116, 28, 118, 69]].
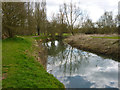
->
[[43, 40, 67, 57], [61, 46, 91, 76], [44, 40, 92, 76]]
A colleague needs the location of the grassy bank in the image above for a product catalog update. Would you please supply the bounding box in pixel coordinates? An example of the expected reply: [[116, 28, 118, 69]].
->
[[2, 36, 64, 88], [91, 36, 120, 39], [64, 34, 119, 61]]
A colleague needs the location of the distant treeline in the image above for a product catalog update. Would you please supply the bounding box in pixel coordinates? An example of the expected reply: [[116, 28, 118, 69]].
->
[[2, 1, 119, 38], [74, 12, 119, 34]]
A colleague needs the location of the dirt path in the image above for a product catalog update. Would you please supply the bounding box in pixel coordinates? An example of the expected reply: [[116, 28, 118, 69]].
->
[[64, 34, 119, 61]]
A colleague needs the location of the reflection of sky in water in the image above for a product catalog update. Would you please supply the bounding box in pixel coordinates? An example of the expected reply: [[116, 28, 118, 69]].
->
[[46, 41, 119, 88], [47, 40, 58, 47]]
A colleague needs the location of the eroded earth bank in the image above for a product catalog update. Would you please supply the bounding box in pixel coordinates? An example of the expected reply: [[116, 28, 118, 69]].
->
[[64, 34, 120, 61]]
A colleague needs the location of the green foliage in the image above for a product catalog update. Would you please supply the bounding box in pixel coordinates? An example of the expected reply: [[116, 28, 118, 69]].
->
[[2, 36, 64, 88]]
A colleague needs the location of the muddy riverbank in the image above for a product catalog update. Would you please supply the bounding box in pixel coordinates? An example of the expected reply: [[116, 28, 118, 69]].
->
[[34, 39, 48, 69], [64, 34, 120, 61]]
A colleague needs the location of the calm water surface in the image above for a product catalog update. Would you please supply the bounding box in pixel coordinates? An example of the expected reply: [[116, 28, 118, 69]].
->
[[42, 40, 119, 88]]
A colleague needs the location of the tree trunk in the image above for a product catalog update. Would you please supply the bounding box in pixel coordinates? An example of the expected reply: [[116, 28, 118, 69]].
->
[[37, 27, 40, 35], [71, 25, 74, 35], [8, 28, 13, 38]]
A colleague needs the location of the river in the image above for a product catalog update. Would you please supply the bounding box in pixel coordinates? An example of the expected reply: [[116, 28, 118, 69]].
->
[[42, 40, 119, 88]]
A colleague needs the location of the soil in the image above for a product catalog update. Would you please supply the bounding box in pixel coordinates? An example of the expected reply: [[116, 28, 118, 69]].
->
[[34, 39, 47, 69]]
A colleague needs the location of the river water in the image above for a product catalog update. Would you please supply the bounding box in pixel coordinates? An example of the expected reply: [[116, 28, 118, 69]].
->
[[42, 40, 119, 88]]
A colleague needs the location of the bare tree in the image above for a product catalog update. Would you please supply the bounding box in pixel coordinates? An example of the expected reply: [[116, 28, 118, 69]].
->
[[35, 2, 41, 35], [34, 0, 47, 36], [26, 2, 36, 35], [61, 1, 82, 35], [96, 11, 114, 28], [2, 2, 27, 37]]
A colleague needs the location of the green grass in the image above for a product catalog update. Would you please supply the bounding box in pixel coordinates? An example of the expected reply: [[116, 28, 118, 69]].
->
[[33, 33, 72, 40], [91, 36, 120, 39], [0, 40, 2, 62], [2, 36, 64, 88], [33, 36, 49, 40], [0, 40, 2, 89], [62, 33, 72, 37]]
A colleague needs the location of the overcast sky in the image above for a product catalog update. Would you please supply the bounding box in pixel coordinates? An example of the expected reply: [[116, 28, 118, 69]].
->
[[46, 0, 119, 22]]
